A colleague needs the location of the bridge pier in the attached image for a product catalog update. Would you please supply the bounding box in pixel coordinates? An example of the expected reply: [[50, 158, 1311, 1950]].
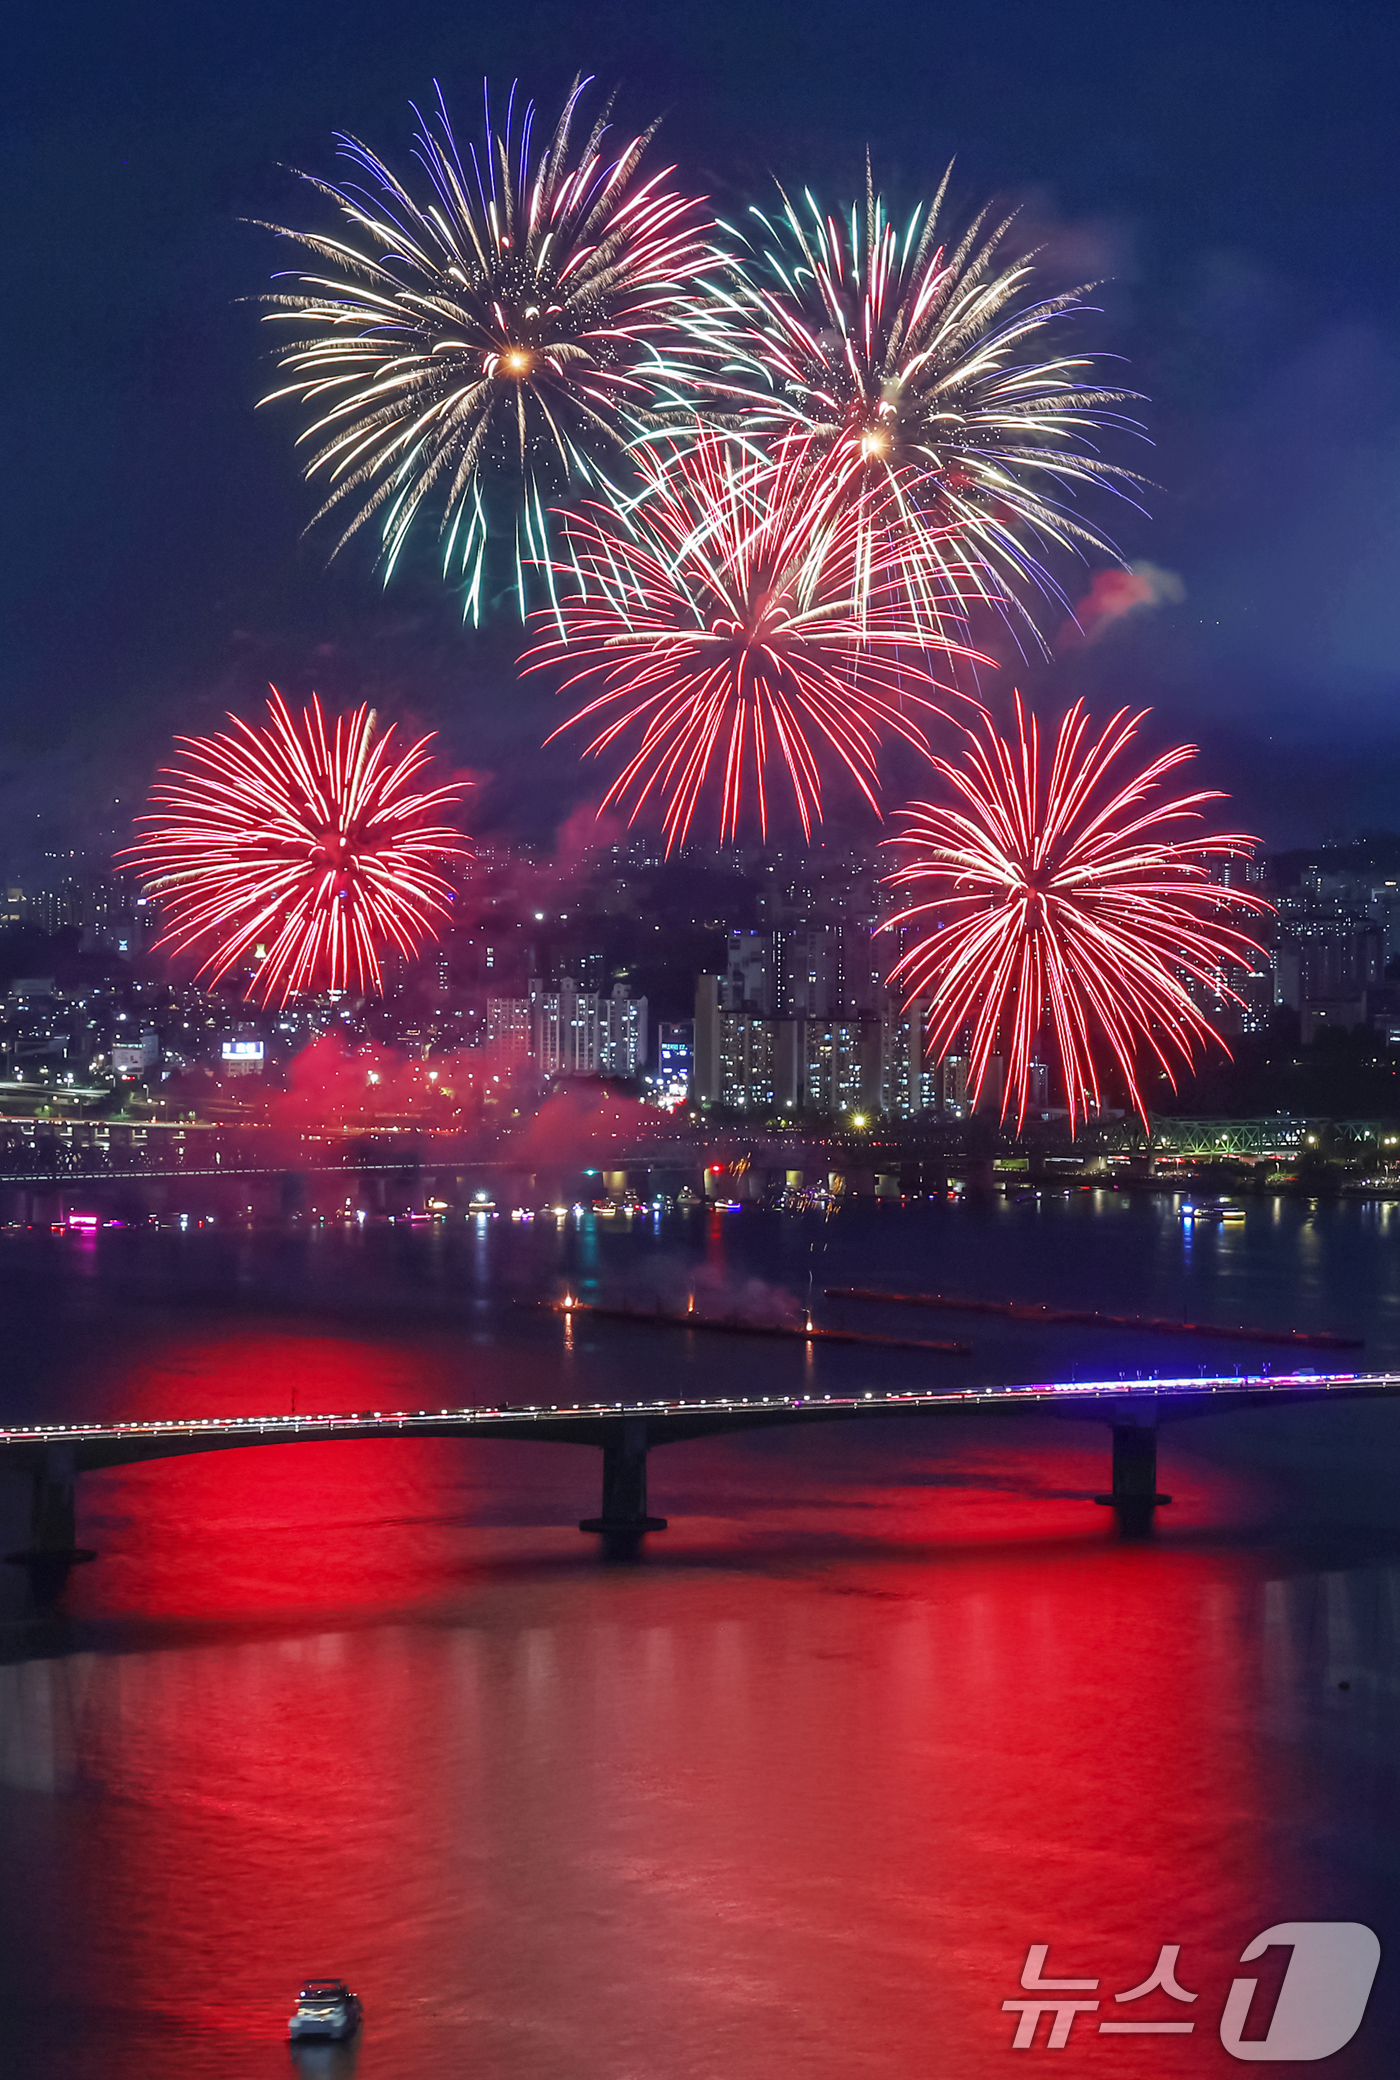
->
[[1094, 1423, 1172, 1536], [3, 1446, 97, 1594], [580, 1419, 667, 1543]]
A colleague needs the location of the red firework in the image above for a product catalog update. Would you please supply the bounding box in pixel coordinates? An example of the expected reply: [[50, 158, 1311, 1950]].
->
[[527, 433, 985, 851], [123, 689, 469, 1005], [883, 695, 1271, 1131]]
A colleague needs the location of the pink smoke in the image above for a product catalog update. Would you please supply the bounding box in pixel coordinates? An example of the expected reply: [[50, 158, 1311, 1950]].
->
[[1058, 562, 1185, 649], [502, 1080, 667, 1167], [258, 1033, 533, 1149]]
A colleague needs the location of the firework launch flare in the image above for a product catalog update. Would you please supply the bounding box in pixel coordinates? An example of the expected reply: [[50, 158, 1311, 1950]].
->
[[123, 690, 470, 1005], [883, 695, 1271, 1132]]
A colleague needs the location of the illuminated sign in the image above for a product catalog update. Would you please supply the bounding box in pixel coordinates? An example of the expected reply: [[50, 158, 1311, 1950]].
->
[[221, 1040, 265, 1062], [112, 1035, 158, 1075]]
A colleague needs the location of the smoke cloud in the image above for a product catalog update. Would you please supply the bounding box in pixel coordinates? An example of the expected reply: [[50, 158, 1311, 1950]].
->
[[259, 1033, 534, 1148], [501, 1080, 667, 1167], [1059, 562, 1185, 648]]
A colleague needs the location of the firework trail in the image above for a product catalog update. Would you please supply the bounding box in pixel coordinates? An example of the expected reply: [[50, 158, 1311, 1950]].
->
[[257, 78, 718, 617], [693, 169, 1145, 638], [123, 690, 469, 1005], [529, 434, 987, 852], [882, 696, 1270, 1131]]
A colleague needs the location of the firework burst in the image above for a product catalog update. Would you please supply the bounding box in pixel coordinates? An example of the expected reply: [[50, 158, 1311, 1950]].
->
[[697, 170, 1145, 635], [529, 433, 986, 852], [123, 690, 469, 1005], [258, 79, 718, 616], [883, 696, 1270, 1131]]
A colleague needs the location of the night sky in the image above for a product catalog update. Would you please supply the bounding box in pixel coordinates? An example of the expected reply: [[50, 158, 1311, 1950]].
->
[[6, 0, 1400, 861]]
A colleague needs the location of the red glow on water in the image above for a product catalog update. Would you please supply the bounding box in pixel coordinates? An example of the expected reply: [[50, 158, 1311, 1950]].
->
[[3, 1296, 1383, 2076], [59, 1321, 592, 1621], [8, 1404, 1343, 2078]]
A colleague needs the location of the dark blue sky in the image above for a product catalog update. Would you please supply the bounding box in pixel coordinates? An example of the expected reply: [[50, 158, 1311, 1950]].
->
[[4, 0, 1399, 857]]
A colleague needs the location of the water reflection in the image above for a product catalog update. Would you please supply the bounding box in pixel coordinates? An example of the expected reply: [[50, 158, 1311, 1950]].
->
[[290, 2044, 360, 2079], [0, 1204, 1398, 2075], [0, 1471, 1398, 2075]]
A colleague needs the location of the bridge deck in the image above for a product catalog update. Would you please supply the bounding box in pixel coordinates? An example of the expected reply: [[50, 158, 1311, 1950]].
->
[[1, 1370, 1397, 1474]]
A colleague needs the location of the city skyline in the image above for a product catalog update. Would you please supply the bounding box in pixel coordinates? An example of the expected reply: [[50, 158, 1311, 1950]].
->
[[4, 826, 1399, 1138]]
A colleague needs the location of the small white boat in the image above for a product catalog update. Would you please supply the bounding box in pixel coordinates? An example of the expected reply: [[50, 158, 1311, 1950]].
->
[[1180, 1200, 1246, 1225], [289, 1980, 362, 2042]]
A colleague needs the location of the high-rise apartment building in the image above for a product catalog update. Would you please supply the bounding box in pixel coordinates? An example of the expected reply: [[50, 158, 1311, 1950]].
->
[[486, 996, 532, 1061], [1273, 899, 1383, 1041], [775, 924, 836, 1017], [724, 930, 776, 1013], [716, 1011, 781, 1112], [602, 982, 648, 1078], [525, 979, 648, 1079]]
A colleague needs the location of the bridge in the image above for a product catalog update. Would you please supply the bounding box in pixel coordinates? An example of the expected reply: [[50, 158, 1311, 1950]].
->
[[1145, 1116, 1399, 1162], [4, 1370, 1399, 1579]]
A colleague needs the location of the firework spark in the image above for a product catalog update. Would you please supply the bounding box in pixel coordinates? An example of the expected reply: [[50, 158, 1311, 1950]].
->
[[123, 690, 469, 1004], [696, 171, 1145, 635], [529, 434, 986, 851], [883, 696, 1269, 1131], [258, 78, 718, 616]]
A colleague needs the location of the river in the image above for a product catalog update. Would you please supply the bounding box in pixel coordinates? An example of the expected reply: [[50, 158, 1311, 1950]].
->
[[1, 1190, 1398, 2076]]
